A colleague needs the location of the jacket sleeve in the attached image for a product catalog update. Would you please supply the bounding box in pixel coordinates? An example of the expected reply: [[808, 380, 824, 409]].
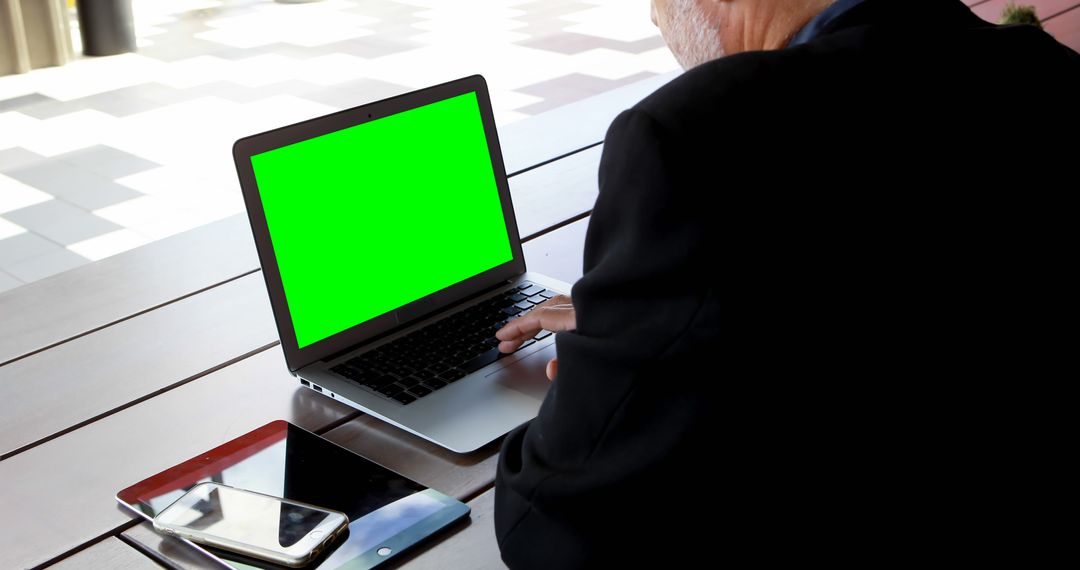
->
[[493, 108, 718, 568]]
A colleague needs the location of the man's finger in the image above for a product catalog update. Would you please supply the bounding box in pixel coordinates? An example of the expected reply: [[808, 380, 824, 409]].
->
[[498, 339, 525, 353], [495, 305, 575, 341], [546, 358, 558, 381]]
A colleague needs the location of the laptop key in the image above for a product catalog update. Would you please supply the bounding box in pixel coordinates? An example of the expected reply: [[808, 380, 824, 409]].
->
[[392, 392, 416, 405], [397, 376, 421, 388], [377, 384, 402, 397], [439, 368, 467, 382], [423, 379, 448, 390], [517, 282, 534, 290], [408, 385, 432, 397], [361, 378, 385, 390], [517, 339, 536, 351], [501, 306, 522, 316], [461, 348, 504, 373], [527, 294, 546, 304], [514, 301, 533, 311], [535, 330, 553, 340], [340, 368, 365, 382], [539, 290, 556, 299], [520, 285, 545, 297]]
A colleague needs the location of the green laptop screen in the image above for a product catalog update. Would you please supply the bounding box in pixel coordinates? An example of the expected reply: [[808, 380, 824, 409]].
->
[[251, 91, 513, 349]]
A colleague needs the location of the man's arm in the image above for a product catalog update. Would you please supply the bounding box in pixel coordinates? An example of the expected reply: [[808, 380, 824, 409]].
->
[[494, 108, 718, 568]]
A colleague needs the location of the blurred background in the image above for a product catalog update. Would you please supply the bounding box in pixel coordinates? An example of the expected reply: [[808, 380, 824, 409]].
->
[[0, 0, 680, 292], [0, 0, 1076, 293]]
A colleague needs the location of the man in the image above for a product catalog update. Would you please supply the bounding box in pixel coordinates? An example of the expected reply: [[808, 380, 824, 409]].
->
[[493, 1, 1078, 566]]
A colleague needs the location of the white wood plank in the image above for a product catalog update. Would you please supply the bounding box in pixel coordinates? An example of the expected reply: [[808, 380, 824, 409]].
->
[[0, 348, 357, 570], [46, 537, 162, 570], [0, 215, 258, 365], [500, 71, 678, 174], [521, 215, 588, 286], [511, 145, 602, 240], [0, 272, 278, 459]]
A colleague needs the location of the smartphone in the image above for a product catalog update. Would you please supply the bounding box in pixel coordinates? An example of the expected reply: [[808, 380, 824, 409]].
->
[[153, 482, 349, 568]]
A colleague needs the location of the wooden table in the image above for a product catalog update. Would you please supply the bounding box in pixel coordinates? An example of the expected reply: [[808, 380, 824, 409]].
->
[[0, 71, 677, 570]]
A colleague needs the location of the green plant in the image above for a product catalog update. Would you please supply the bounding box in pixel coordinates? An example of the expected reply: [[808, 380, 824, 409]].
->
[[1000, 3, 1042, 28]]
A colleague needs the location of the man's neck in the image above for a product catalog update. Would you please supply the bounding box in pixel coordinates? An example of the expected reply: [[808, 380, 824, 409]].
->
[[787, 0, 869, 47], [773, 1, 836, 49]]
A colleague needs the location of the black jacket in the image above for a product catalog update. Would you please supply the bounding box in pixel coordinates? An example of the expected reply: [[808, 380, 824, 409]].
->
[[495, 1, 1079, 566]]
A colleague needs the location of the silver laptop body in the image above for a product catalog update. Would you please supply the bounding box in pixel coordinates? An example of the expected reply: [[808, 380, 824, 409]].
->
[[233, 75, 568, 453]]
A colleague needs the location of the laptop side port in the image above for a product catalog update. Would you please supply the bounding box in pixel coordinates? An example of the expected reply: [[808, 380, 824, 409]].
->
[[300, 379, 310, 387]]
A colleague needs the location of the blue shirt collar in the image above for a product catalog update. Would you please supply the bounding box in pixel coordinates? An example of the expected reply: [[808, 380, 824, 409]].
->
[[788, 0, 869, 47]]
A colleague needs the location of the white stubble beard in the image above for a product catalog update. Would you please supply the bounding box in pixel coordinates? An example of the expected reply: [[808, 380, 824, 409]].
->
[[667, 0, 726, 69]]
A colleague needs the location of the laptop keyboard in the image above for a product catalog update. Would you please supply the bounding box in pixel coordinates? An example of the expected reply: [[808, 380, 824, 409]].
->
[[328, 281, 558, 405]]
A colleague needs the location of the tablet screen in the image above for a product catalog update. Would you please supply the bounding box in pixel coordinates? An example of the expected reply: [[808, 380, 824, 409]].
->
[[117, 421, 469, 569]]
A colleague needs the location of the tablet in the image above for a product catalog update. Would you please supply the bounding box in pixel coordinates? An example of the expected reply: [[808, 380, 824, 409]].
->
[[117, 420, 469, 569]]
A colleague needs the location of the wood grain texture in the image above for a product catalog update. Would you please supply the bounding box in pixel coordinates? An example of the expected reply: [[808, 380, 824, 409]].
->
[[0, 272, 278, 459], [45, 537, 161, 570], [521, 215, 589, 286], [499, 72, 678, 175], [511, 145, 602, 240], [0, 215, 258, 366], [0, 348, 357, 570]]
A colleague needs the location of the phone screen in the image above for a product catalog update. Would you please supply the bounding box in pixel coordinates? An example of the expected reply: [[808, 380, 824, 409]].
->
[[157, 483, 337, 556], [120, 421, 471, 569]]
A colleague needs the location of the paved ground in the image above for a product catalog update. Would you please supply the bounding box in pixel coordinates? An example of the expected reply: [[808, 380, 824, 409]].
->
[[0, 0, 680, 290]]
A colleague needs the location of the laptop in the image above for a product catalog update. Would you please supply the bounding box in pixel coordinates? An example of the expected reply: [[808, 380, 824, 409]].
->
[[233, 75, 570, 454]]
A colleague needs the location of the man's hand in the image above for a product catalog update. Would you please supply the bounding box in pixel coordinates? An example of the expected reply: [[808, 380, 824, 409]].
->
[[495, 294, 576, 381]]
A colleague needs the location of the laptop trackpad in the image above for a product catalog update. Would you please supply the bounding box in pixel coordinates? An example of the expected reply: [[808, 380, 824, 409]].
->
[[486, 344, 555, 401]]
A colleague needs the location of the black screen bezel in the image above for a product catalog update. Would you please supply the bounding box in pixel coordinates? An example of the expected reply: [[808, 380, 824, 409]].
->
[[232, 75, 526, 371]]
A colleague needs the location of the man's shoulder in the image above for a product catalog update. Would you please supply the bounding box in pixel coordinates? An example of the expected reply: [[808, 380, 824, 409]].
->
[[627, 37, 860, 134], [634, 51, 794, 116], [624, 20, 1079, 136]]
